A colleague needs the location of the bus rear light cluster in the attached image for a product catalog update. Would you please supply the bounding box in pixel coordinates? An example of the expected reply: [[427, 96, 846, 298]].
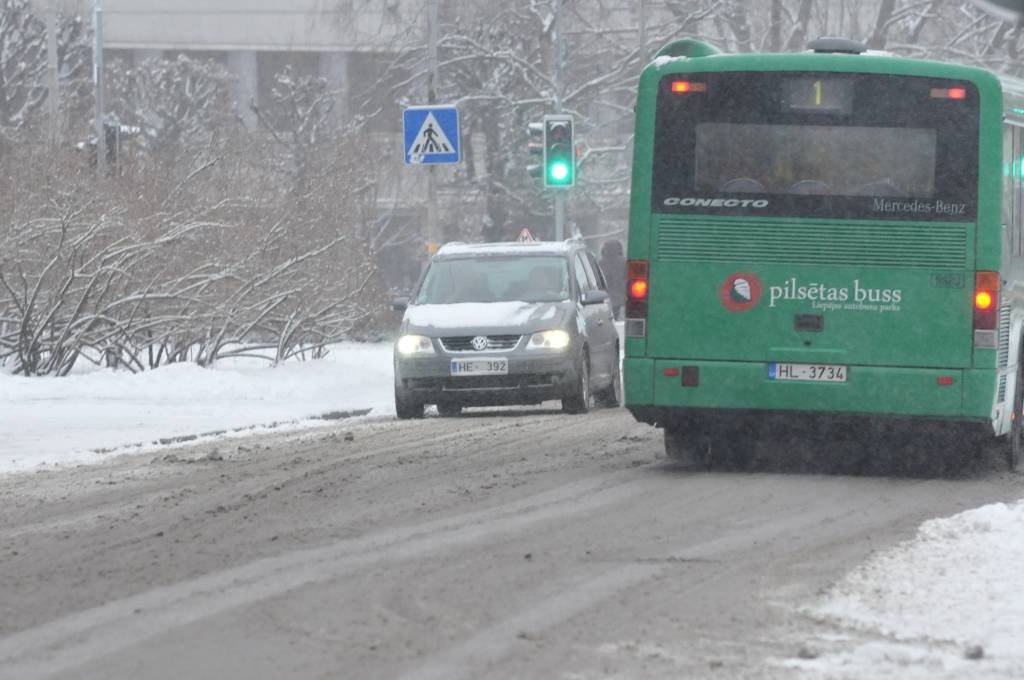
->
[[974, 271, 999, 348], [671, 80, 707, 94], [626, 260, 649, 338], [930, 87, 966, 100], [662, 366, 699, 386]]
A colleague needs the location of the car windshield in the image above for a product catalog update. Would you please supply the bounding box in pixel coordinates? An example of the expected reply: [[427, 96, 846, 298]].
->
[[416, 256, 570, 304]]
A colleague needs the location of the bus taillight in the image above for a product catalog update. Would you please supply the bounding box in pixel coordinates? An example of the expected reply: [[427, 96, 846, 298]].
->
[[930, 87, 967, 100], [626, 260, 649, 338], [974, 271, 999, 348], [671, 81, 706, 94]]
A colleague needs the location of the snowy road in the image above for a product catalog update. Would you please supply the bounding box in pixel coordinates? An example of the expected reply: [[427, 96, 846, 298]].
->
[[0, 408, 1021, 679]]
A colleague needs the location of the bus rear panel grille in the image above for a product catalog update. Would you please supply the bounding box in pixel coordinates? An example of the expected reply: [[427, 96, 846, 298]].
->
[[656, 216, 968, 269]]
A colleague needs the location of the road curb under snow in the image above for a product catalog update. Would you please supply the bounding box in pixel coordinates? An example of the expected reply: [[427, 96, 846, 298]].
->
[[92, 408, 374, 455]]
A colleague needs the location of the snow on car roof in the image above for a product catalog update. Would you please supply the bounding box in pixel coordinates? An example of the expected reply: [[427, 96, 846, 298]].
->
[[434, 240, 579, 259]]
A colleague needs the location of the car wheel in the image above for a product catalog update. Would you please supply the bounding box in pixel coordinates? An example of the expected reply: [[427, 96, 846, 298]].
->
[[562, 354, 592, 415], [595, 352, 621, 408], [437, 402, 462, 417], [395, 386, 424, 420]]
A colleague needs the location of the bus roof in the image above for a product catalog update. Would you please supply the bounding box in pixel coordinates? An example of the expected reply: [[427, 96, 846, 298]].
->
[[644, 49, 999, 86], [642, 42, 1005, 122]]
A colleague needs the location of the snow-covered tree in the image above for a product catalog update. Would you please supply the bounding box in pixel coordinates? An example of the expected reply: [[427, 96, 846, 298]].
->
[[106, 54, 237, 156], [0, 0, 89, 137], [250, 65, 337, 193]]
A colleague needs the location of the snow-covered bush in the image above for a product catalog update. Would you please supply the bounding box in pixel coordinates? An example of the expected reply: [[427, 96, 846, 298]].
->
[[0, 14, 385, 375]]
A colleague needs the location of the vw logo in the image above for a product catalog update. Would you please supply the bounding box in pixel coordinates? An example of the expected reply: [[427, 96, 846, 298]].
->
[[471, 335, 489, 351]]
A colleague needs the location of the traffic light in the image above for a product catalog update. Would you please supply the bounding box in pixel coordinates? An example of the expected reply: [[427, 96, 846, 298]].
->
[[527, 121, 544, 180], [543, 114, 574, 188]]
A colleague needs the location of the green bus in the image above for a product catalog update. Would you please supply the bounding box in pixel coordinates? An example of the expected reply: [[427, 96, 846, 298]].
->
[[623, 37, 1024, 471]]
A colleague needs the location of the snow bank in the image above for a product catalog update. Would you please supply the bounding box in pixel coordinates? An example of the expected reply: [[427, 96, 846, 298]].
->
[[0, 342, 394, 474], [790, 501, 1024, 678]]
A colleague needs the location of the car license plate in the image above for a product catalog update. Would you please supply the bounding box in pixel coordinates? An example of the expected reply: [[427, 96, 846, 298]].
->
[[768, 362, 847, 383], [450, 358, 509, 376]]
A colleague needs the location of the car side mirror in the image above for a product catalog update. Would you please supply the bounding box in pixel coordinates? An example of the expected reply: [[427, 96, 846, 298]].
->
[[391, 297, 410, 312], [581, 289, 609, 306]]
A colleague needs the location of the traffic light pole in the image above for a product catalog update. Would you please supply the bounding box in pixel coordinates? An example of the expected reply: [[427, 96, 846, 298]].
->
[[553, 0, 565, 240], [542, 115, 573, 239], [554, 192, 565, 240], [425, 0, 440, 253]]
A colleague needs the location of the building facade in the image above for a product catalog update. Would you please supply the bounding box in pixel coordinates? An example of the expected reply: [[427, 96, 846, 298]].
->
[[45, 0, 426, 129]]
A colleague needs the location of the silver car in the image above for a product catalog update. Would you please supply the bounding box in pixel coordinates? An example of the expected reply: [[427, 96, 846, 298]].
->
[[391, 240, 621, 418]]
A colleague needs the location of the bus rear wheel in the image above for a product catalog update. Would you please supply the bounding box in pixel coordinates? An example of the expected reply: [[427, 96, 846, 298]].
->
[[663, 422, 711, 468]]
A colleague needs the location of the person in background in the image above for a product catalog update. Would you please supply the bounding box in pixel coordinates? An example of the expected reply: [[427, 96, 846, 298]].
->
[[600, 239, 626, 320]]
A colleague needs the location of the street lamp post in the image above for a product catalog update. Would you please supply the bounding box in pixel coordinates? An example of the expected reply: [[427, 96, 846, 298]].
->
[[93, 0, 106, 176]]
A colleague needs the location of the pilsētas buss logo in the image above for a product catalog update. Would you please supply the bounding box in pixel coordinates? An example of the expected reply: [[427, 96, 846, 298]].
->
[[720, 273, 762, 312]]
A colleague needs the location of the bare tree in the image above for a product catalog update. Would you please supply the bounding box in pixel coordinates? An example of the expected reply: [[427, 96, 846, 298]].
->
[[0, 0, 89, 138], [250, 66, 337, 194], [106, 54, 237, 156]]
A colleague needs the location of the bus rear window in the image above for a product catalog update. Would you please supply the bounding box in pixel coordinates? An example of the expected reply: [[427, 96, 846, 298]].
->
[[695, 123, 937, 198], [652, 72, 979, 220]]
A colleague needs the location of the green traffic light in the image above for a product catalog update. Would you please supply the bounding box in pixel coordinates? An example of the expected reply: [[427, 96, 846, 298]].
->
[[541, 115, 574, 188], [548, 161, 570, 182]]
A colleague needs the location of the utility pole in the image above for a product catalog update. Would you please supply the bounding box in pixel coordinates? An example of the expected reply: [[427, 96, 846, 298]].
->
[[639, 0, 648, 66], [46, 0, 59, 147], [553, 0, 565, 241], [93, 0, 106, 176], [425, 0, 440, 252]]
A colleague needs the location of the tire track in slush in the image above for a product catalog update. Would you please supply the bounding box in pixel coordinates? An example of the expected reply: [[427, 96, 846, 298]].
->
[[0, 466, 652, 679], [0, 412, 592, 544], [393, 485, 911, 680]]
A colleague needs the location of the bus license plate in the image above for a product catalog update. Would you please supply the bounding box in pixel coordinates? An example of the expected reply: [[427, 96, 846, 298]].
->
[[768, 362, 847, 383], [450, 358, 508, 376]]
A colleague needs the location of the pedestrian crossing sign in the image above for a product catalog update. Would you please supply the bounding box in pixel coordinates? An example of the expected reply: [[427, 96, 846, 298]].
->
[[403, 106, 460, 165]]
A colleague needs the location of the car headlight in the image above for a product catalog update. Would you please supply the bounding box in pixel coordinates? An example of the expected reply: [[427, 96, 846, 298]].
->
[[396, 334, 435, 355], [527, 329, 571, 350]]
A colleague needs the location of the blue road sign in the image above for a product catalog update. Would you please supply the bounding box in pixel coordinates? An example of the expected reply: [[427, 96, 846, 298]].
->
[[403, 105, 460, 165]]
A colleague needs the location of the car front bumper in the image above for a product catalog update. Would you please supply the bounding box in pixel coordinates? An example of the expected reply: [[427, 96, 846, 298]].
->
[[396, 352, 579, 406]]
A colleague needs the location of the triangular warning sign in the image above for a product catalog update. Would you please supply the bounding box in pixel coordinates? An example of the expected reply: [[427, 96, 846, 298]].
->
[[517, 228, 536, 243], [408, 112, 454, 162]]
